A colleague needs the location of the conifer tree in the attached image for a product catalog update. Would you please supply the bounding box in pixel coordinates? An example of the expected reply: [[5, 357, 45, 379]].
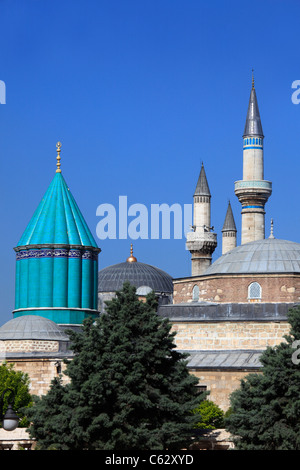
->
[[27, 282, 201, 450], [226, 306, 300, 450]]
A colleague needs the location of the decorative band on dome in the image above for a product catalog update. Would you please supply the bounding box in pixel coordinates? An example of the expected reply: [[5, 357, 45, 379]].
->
[[16, 248, 98, 261]]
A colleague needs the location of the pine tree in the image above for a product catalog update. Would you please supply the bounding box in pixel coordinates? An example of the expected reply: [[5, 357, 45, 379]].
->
[[26, 282, 201, 450], [226, 306, 300, 450]]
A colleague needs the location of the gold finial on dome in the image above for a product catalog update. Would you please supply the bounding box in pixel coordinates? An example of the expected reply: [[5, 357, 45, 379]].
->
[[56, 141, 62, 173], [126, 244, 137, 263]]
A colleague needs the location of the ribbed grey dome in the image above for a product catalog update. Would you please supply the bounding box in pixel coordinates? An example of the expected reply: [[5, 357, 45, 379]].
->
[[98, 261, 173, 294], [203, 238, 300, 275], [0, 315, 69, 340]]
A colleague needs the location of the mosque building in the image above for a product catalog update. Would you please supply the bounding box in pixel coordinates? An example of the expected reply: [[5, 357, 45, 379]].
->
[[159, 75, 300, 409], [0, 75, 299, 419]]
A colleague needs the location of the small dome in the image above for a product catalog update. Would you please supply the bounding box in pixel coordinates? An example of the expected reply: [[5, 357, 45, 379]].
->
[[136, 285, 153, 296], [0, 315, 69, 341], [204, 238, 300, 275], [98, 261, 173, 294]]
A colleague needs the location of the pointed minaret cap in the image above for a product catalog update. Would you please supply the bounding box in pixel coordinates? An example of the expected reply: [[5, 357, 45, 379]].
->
[[194, 162, 211, 197], [243, 70, 264, 138], [126, 244, 137, 263], [222, 201, 237, 232]]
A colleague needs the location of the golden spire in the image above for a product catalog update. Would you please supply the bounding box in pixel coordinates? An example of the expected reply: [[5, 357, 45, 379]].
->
[[252, 69, 255, 90], [126, 243, 137, 263], [56, 141, 62, 173]]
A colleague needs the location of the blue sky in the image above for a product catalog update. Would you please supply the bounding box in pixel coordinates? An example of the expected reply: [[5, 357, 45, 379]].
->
[[1, 0, 300, 325]]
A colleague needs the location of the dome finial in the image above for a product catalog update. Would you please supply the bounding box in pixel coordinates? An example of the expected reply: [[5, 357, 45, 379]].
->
[[126, 243, 137, 263], [252, 68, 255, 90], [269, 218, 275, 239], [56, 141, 62, 173]]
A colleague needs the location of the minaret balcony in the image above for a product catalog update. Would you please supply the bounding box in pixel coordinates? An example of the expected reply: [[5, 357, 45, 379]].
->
[[186, 231, 217, 254], [234, 180, 272, 191], [234, 180, 272, 199]]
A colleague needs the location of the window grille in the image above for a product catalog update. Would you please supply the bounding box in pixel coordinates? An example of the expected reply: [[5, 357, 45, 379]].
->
[[192, 285, 199, 301], [248, 282, 261, 300]]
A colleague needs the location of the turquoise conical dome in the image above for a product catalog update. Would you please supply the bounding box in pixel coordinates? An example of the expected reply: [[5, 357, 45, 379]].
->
[[14, 144, 100, 325], [17, 172, 98, 248]]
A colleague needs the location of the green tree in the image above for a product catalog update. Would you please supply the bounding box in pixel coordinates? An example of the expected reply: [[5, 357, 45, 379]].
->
[[226, 306, 300, 450], [26, 282, 201, 450], [0, 363, 33, 427], [192, 400, 224, 429]]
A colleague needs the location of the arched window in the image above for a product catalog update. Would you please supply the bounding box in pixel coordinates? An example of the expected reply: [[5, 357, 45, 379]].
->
[[248, 282, 262, 301], [192, 285, 199, 301]]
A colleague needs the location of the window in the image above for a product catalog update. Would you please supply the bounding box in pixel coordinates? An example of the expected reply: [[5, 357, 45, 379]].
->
[[248, 282, 262, 301], [192, 285, 199, 301], [195, 385, 207, 395]]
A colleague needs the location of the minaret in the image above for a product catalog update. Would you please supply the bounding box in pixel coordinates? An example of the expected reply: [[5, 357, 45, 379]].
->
[[234, 72, 272, 244], [222, 201, 237, 254], [13, 142, 101, 325], [186, 163, 217, 275]]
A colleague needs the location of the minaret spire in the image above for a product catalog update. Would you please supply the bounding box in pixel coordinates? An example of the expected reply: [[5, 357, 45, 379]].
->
[[243, 74, 263, 138], [222, 200, 237, 254], [235, 76, 272, 244]]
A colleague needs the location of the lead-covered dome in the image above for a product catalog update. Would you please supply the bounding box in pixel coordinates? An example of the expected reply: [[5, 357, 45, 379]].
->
[[0, 315, 69, 341], [98, 246, 173, 295], [203, 238, 300, 275], [98, 261, 173, 293]]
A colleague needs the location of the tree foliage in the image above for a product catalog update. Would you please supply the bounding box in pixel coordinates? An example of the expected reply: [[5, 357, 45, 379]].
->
[[26, 282, 201, 450], [0, 362, 33, 427], [192, 400, 224, 429], [225, 306, 300, 450]]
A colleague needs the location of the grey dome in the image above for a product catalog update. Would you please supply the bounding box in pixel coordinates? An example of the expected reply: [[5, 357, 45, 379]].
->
[[0, 315, 69, 341], [98, 261, 173, 294], [136, 285, 153, 296], [203, 238, 300, 275]]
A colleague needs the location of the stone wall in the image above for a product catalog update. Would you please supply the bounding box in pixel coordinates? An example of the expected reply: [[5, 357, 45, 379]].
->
[[173, 274, 300, 304], [1, 340, 59, 353], [0, 428, 35, 450], [171, 321, 289, 350], [3, 358, 69, 396], [0, 338, 71, 397], [190, 369, 252, 412]]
